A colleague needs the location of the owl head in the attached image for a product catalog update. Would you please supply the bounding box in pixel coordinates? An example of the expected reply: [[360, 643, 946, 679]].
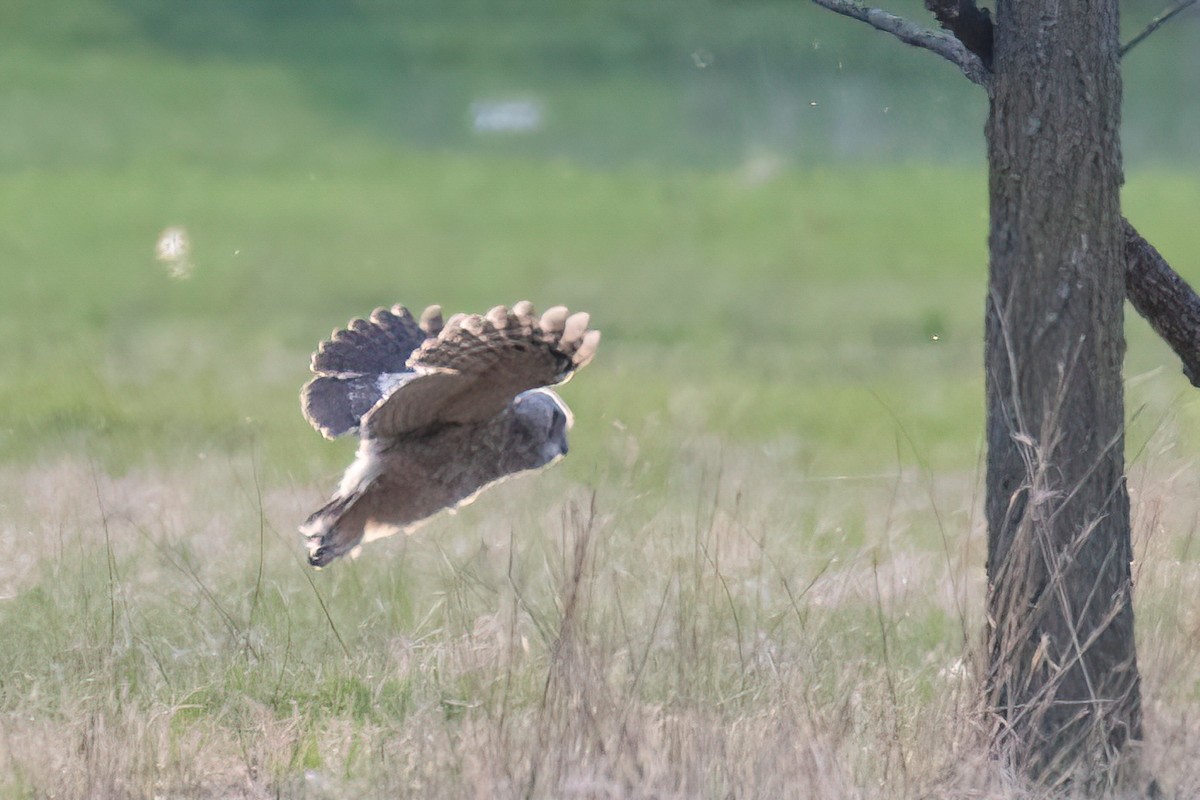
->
[[509, 388, 573, 469]]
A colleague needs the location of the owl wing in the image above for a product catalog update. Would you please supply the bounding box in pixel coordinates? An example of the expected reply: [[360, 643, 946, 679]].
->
[[301, 303, 445, 439], [362, 301, 600, 439]]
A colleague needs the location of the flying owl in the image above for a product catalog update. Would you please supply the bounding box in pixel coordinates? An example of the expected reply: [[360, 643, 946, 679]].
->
[[299, 300, 599, 568]]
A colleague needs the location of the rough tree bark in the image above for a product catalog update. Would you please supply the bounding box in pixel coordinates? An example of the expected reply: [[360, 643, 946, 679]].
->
[[811, 0, 1200, 789], [1124, 218, 1200, 386], [983, 0, 1142, 786]]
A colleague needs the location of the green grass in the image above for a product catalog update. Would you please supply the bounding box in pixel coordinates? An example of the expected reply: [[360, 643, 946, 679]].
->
[[3, 446, 1198, 796], [3, 0, 1200, 796], [5, 156, 1200, 477], [1, 155, 989, 470]]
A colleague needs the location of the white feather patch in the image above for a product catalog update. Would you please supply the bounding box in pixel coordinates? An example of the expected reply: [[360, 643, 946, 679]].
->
[[337, 438, 386, 496], [362, 518, 424, 544], [375, 372, 411, 398]]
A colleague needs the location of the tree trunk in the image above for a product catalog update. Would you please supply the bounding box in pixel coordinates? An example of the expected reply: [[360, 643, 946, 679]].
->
[[984, 0, 1143, 787]]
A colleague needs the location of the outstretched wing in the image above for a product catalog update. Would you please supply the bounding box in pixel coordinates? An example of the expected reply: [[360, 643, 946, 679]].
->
[[362, 301, 600, 439], [310, 304, 441, 375], [301, 303, 443, 438]]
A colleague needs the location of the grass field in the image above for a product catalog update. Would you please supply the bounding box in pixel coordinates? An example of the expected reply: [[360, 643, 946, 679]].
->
[[2, 1, 1200, 797]]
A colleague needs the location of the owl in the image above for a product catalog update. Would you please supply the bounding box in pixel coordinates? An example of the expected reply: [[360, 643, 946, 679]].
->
[[299, 301, 599, 567]]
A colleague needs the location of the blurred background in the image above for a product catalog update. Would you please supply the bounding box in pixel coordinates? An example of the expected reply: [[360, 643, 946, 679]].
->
[[3, 2, 1200, 794], [3, 0, 1198, 477]]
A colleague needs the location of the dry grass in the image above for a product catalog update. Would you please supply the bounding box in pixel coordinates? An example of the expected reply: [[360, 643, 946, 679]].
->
[[0, 437, 1198, 798]]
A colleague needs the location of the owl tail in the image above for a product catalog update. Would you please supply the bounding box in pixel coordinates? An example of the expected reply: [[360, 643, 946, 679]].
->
[[300, 494, 365, 568]]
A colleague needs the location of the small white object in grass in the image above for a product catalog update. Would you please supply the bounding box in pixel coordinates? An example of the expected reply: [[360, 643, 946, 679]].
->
[[155, 225, 193, 279], [470, 97, 543, 134]]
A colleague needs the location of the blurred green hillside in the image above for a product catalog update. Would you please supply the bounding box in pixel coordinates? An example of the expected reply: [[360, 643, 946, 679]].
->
[[5, 0, 1198, 170]]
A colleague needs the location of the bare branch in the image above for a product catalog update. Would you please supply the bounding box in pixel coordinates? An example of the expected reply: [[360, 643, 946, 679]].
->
[[924, 0, 994, 66], [1121, 0, 1198, 58], [810, 0, 992, 87], [1123, 218, 1200, 387]]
